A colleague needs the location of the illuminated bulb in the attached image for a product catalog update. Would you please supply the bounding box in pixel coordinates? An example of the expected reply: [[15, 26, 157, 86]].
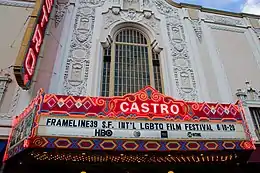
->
[[81, 171, 87, 173], [168, 171, 174, 173]]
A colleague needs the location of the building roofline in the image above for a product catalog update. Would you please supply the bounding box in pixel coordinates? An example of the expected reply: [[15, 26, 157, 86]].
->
[[166, 0, 260, 19]]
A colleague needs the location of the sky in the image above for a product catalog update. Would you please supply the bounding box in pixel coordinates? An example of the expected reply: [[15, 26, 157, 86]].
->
[[174, 0, 260, 15]]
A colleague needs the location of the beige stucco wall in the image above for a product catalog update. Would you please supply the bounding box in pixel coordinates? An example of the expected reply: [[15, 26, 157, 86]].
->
[[32, 10, 65, 97], [211, 28, 260, 101], [0, 5, 33, 113]]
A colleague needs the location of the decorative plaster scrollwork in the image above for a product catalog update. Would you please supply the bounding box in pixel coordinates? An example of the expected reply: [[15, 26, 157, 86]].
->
[[154, 0, 198, 101], [103, 7, 160, 35], [103, 8, 160, 34], [253, 28, 260, 39], [205, 14, 244, 26], [123, 0, 140, 10], [236, 81, 260, 101], [191, 20, 202, 42], [142, 14, 160, 35], [111, 0, 120, 4], [154, 0, 178, 16], [143, 0, 152, 8], [209, 25, 245, 33], [121, 9, 144, 22], [103, 9, 121, 29], [0, 75, 13, 119], [0, 76, 12, 104], [79, 0, 106, 8], [0, 0, 34, 8], [6, 86, 21, 118], [63, 0, 105, 96], [55, 2, 70, 27]]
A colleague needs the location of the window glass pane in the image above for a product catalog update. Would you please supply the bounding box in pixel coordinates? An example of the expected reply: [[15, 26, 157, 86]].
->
[[114, 29, 151, 96], [100, 47, 111, 97], [249, 107, 260, 138]]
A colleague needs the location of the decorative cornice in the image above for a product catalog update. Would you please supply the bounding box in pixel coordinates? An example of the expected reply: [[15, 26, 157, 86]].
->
[[190, 20, 202, 42], [165, 0, 260, 19], [204, 14, 245, 27], [236, 82, 260, 102], [0, 0, 35, 8], [209, 24, 245, 33]]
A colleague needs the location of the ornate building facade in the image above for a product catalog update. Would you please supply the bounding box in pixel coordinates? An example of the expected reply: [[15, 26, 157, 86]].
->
[[0, 0, 260, 172]]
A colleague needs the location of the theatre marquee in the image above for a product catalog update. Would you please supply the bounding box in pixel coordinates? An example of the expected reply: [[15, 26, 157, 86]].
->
[[3, 86, 255, 162]]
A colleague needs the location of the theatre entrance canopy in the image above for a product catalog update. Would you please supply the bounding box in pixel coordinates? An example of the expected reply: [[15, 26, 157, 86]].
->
[[3, 86, 255, 166]]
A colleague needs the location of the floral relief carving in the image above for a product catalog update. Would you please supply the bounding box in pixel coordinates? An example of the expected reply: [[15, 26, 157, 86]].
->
[[209, 25, 245, 33], [205, 14, 244, 26], [253, 28, 260, 39], [191, 20, 202, 42], [63, 0, 105, 96], [123, 0, 140, 10], [103, 8, 160, 34], [121, 9, 144, 22], [55, 2, 70, 27], [7, 87, 21, 118], [143, 0, 152, 8], [142, 15, 160, 34], [154, 0, 198, 101], [103, 10, 121, 29]]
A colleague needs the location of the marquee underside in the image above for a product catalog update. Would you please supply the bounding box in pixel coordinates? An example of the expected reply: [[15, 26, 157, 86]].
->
[[4, 147, 253, 166]]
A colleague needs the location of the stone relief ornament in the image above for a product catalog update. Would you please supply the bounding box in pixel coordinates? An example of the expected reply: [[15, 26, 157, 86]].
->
[[103, 8, 160, 34], [121, 9, 144, 22], [123, 0, 140, 10], [191, 20, 202, 42], [209, 25, 245, 33], [205, 14, 244, 26], [253, 28, 260, 39], [142, 14, 160, 35], [63, 0, 105, 96], [154, 0, 198, 101], [55, 2, 70, 27], [103, 10, 121, 29], [79, 0, 106, 8], [7, 86, 21, 118], [143, 0, 152, 8]]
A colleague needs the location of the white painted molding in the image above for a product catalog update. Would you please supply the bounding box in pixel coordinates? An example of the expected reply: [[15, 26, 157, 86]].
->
[[202, 13, 246, 28], [210, 24, 245, 33], [0, 127, 10, 137], [242, 105, 259, 141], [202, 23, 233, 103], [245, 28, 260, 71], [0, 0, 34, 8], [182, 16, 210, 102], [49, 2, 77, 94]]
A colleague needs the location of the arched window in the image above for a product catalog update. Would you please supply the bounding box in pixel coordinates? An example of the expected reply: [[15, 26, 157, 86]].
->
[[101, 28, 163, 96]]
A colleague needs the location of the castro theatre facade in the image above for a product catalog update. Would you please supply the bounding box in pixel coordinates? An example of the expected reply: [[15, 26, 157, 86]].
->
[[2, 0, 260, 173]]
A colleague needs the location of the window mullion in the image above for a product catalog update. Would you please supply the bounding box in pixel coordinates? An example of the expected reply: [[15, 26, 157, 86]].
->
[[148, 46, 155, 88], [109, 43, 116, 96]]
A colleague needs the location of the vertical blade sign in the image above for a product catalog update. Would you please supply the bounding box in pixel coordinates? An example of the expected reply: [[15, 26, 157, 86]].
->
[[13, 0, 54, 90]]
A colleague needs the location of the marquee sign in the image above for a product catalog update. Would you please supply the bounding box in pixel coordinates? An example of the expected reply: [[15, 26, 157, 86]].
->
[[36, 86, 252, 141], [38, 116, 247, 140], [3, 86, 255, 162], [13, 0, 54, 90]]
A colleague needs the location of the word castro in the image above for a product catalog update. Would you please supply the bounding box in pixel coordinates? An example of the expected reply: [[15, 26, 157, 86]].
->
[[119, 102, 180, 114], [23, 0, 54, 86]]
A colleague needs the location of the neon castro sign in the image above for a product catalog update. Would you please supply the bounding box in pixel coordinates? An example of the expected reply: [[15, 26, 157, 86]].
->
[[119, 102, 180, 114], [13, 0, 54, 89]]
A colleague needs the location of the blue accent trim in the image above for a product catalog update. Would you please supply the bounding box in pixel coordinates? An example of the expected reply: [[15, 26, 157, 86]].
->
[[0, 141, 7, 153]]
